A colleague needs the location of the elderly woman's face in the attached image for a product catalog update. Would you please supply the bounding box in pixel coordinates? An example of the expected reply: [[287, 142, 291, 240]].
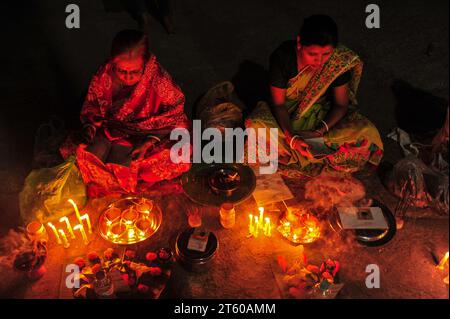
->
[[113, 57, 145, 86]]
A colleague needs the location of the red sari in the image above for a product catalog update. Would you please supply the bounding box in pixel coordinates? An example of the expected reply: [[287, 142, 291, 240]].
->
[[61, 55, 191, 197]]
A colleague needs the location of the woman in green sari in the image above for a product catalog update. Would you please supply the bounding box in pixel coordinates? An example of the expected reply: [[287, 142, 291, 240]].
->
[[246, 14, 383, 175]]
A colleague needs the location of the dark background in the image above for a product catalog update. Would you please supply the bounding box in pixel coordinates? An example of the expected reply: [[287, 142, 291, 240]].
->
[[0, 0, 448, 233]]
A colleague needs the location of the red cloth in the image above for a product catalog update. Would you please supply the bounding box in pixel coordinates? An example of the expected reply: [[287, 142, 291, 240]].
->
[[61, 55, 191, 197]]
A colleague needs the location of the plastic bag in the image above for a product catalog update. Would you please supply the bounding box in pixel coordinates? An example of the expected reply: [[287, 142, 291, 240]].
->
[[390, 156, 448, 214], [19, 156, 87, 223]]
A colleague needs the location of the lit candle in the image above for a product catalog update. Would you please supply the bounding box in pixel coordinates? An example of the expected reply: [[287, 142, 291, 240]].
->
[[259, 207, 264, 229], [74, 224, 89, 245], [249, 214, 254, 234], [128, 228, 136, 240], [264, 217, 270, 236], [437, 251, 449, 270], [58, 229, 70, 248], [268, 221, 272, 236], [80, 214, 92, 234], [47, 222, 62, 244], [254, 217, 259, 237], [68, 199, 82, 223], [59, 216, 75, 239], [26, 221, 47, 242]]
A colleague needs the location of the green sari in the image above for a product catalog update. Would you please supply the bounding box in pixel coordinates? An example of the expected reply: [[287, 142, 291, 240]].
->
[[245, 45, 383, 175]]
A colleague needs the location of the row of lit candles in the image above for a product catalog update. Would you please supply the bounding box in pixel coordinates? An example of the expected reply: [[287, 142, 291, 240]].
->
[[44, 199, 92, 248], [248, 207, 272, 237]]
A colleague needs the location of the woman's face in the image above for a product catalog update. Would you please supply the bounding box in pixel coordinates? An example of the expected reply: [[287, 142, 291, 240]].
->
[[297, 36, 334, 71], [113, 57, 145, 86]]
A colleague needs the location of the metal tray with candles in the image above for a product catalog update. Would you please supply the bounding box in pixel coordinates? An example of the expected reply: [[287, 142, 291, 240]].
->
[[98, 197, 162, 245]]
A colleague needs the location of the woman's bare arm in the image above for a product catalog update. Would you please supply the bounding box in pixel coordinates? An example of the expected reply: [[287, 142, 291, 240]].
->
[[319, 83, 349, 131], [270, 86, 294, 140]]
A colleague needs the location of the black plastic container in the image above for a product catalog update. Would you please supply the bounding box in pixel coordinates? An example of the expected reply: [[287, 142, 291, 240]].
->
[[175, 228, 218, 273]]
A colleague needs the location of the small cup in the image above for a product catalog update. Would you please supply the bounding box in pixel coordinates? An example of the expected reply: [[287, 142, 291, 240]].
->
[[121, 207, 138, 226], [135, 218, 152, 237], [109, 222, 127, 240], [219, 203, 235, 229], [26, 221, 48, 242], [105, 207, 121, 224], [136, 199, 154, 216]]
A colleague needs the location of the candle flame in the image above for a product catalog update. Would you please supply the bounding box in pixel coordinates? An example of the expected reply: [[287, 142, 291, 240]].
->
[[437, 251, 449, 270]]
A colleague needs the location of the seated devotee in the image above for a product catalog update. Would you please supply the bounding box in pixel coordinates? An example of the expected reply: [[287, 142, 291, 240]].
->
[[60, 29, 191, 197], [245, 14, 383, 175]]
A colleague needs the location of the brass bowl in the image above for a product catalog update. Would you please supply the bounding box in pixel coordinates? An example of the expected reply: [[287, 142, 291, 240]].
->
[[98, 197, 162, 245]]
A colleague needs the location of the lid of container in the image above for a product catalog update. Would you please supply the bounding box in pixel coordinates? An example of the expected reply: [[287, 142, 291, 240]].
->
[[176, 228, 218, 262]]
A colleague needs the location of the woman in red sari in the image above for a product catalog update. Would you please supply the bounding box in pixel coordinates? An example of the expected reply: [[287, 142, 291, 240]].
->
[[61, 30, 191, 197]]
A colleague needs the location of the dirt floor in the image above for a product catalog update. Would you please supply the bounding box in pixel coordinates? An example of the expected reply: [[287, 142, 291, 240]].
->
[[0, 0, 448, 298]]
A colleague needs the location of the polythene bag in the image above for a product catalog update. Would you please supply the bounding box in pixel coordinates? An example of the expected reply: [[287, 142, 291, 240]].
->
[[19, 156, 86, 224]]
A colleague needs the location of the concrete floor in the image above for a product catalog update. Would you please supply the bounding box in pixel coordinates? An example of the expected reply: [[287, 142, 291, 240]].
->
[[0, 0, 448, 298]]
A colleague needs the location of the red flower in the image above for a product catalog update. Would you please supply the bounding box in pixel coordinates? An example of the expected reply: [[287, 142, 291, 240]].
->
[[125, 250, 136, 259], [322, 271, 333, 281], [74, 257, 86, 269], [91, 263, 102, 274], [146, 252, 158, 262], [320, 263, 325, 273], [149, 267, 162, 276], [158, 250, 170, 260], [325, 259, 335, 268], [320, 259, 340, 277], [87, 252, 100, 263], [332, 261, 340, 277], [137, 284, 149, 293], [103, 248, 114, 260], [306, 265, 320, 274]]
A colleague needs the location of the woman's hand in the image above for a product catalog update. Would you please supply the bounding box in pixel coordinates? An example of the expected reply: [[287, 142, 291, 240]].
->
[[290, 136, 314, 159], [131, 138, 159, 161]]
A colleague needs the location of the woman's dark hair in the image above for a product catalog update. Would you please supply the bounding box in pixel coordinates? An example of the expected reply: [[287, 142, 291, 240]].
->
[[111, 29, 149, 61], [299, 14, 338, 47]]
